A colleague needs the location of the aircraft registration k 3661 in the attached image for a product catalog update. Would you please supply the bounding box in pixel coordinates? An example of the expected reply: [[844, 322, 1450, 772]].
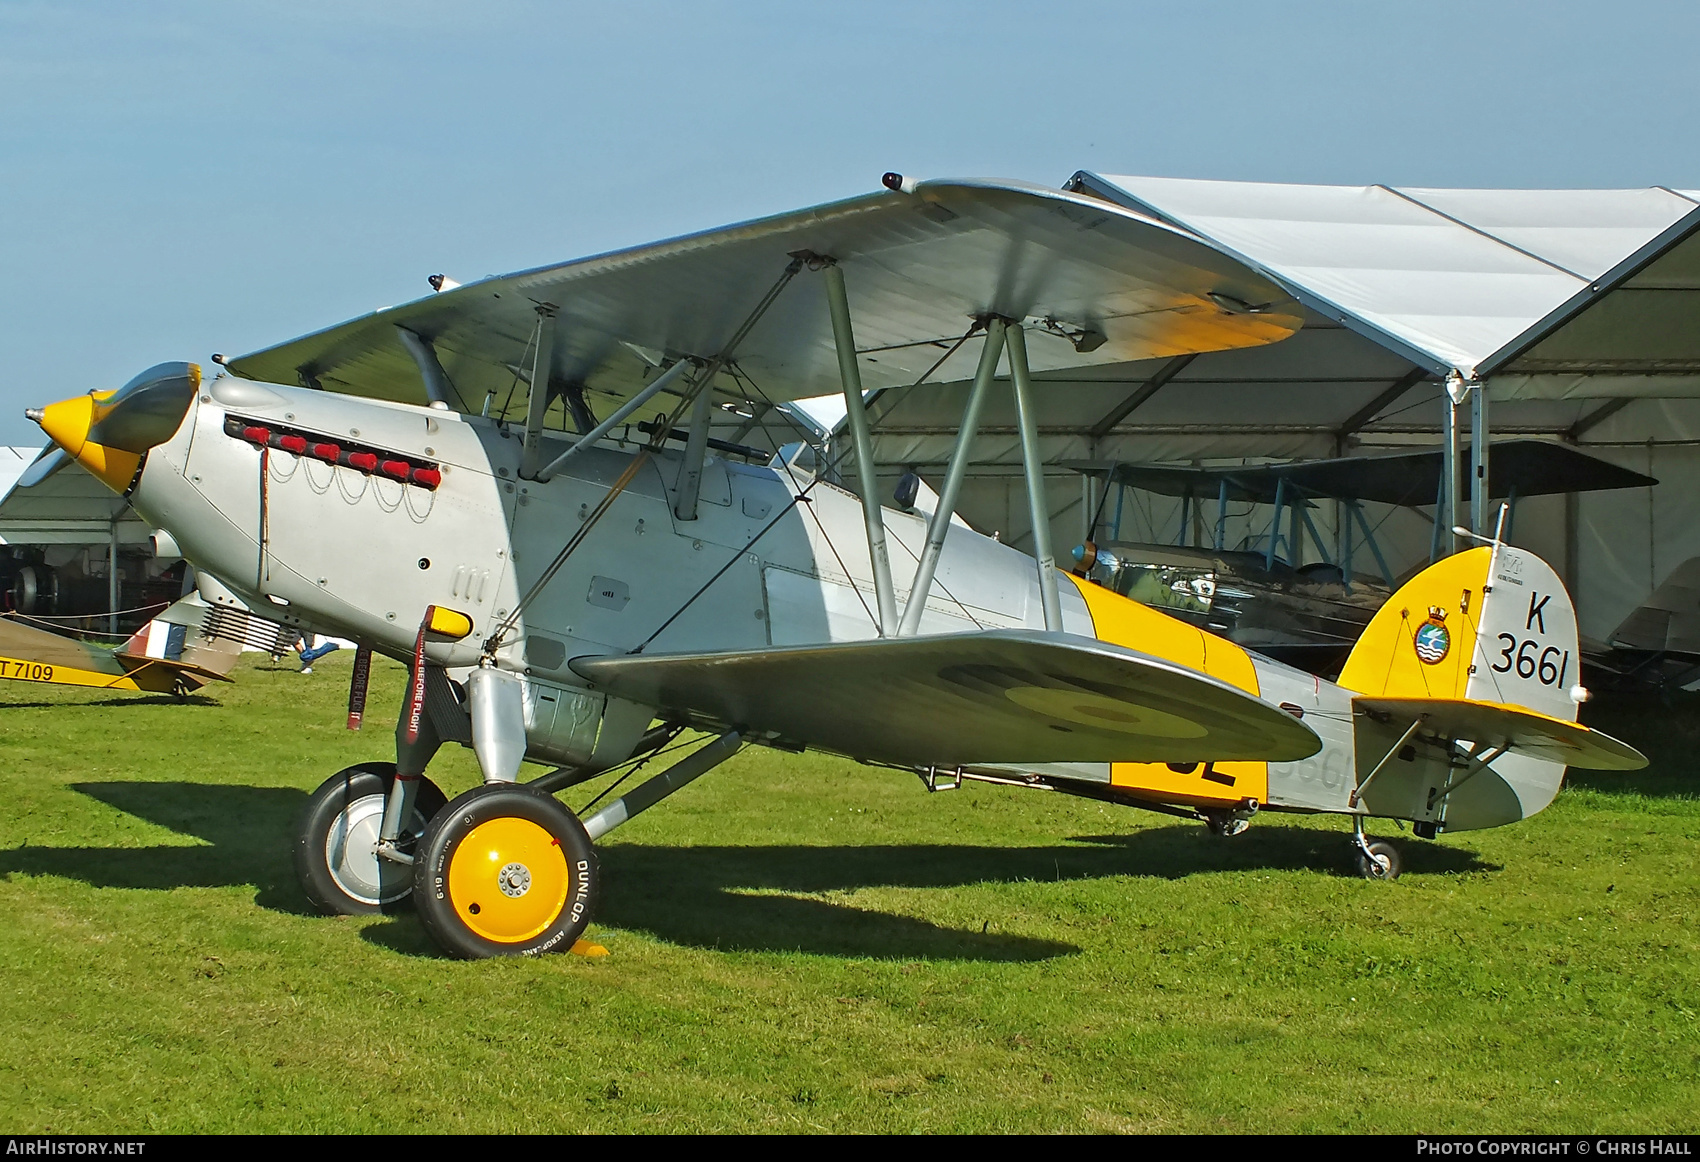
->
[[27, 176, 1645, 959]]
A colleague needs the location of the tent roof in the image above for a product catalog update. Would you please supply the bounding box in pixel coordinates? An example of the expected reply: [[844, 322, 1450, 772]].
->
[[1069, 173, 1700, 382], [0, 446, 151, 546]]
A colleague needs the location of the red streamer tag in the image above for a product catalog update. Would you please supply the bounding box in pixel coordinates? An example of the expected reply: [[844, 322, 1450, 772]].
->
[[404, 609, 432, 745], [346, 644, 372, 731]]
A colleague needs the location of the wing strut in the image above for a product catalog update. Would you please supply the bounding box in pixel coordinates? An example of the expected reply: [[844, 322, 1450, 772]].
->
[[898, 318, 1007, 635], [1007, 324, 1063, 631], [519, 305, 559, 479], [822, 259, 898, 635], [582, 730, 743, 839], [534, 359, 691, 483], [674, 256, 806, 520]]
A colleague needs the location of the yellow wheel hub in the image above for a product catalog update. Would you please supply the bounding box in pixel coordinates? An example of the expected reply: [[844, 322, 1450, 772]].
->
[[447, 816, 570, 943]]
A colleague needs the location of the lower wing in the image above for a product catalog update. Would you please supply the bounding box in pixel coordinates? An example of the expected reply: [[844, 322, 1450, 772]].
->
[[571, 629, 1321, 767]]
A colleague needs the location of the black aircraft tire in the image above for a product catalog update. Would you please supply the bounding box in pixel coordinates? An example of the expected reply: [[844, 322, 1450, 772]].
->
[[413, 784, 599, 960], [1356, 840, 1402, 881], [295, 764, 448, 916]]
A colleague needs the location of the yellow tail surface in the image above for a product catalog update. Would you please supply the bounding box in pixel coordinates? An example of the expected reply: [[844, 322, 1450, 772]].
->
[[1339, 543, 1596, 831], [1339, 544, 1581, 723]]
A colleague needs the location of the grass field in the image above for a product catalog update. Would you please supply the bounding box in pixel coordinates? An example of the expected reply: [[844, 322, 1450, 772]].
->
[[1, 651, 1697, 1133]]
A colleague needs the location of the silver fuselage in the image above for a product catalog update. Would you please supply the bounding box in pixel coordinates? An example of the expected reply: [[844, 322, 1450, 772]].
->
[[129, 378, 1557, 830]]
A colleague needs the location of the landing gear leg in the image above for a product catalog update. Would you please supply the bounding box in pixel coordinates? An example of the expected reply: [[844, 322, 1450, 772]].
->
[[375, 669, 446, 867], [294, 667, 452, 914], [411, 730, 742, 959], [1351, 815, 1402, 880]]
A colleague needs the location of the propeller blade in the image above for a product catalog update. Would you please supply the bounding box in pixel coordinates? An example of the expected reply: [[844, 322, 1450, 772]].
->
[[16, 446, 71, 488], [87, 362, 201, 453]]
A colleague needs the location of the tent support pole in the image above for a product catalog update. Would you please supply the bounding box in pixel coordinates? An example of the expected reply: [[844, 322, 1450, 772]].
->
[[1005, 324, 1062, 631], [1342, 501, 1355, 592], [823, 262, 898, 635], [1215, 479, 1227, 551], [1470, 381, 1490, 535], [1266, 477, 1285, 571], [1442, 382, 1461, 556], [108, 516, 119, 636], [899, 319, 1005, 636]]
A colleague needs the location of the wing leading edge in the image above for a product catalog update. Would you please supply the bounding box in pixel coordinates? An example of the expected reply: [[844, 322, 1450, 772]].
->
[[571, 629, 1321, 767], [227, 178, 1303, 418]]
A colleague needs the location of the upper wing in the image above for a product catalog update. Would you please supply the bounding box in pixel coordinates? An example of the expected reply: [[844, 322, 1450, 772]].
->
[[1355, 696, 1646, 770], [572, 629, 1321, 767], [227, 178, 1303, 420]]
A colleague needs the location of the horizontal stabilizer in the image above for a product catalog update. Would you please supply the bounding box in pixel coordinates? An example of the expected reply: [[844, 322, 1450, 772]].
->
[[1355, 697, 1646, 770], [572, 629, 1321, 767]]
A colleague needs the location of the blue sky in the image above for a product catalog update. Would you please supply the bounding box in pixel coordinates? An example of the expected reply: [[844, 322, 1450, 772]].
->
[[3, 0, 1696, 444]]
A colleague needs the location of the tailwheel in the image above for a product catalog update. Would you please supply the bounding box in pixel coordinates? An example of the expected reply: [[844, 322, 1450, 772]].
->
[[1203, 808, 1252, 837], [295, 763, 448, 914], [413, 784, 598, 959], [1355, 839, 1402, 880]]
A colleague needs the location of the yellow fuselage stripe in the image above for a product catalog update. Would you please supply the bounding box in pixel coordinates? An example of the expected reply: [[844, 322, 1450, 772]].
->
[[1062, 573, 1270, 807]]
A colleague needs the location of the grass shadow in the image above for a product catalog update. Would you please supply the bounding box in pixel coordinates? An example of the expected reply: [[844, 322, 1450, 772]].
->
[[7, 783, 1494, 963], [1067, 822, 1496, 877], [0, 694, 219, 710], [525, 825, 1489, 961], [0, 781, 314, 914]]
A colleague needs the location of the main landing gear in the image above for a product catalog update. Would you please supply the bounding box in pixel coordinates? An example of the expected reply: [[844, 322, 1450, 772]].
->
[[413, 784, 599, 959], [295, 763, 448, 913], [291, 663, 744, 959]]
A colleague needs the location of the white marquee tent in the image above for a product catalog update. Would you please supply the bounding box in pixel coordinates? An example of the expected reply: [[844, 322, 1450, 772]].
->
[[846, 174, 1700, 643]]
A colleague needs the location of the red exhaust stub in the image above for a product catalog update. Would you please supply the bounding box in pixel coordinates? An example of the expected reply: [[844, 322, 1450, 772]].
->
[[224, 414, 440, 489]]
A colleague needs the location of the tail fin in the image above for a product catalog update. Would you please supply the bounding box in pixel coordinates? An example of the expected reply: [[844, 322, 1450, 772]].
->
[[1340, 543, 1598, 832], [1339, 544, 1581, 722]]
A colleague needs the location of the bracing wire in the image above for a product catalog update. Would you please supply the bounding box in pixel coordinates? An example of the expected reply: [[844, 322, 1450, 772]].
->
[[483, 450, 651, 653], [727, 363, 880, 633], [632, 322, 998, 651], [575, 730, 701, 814]]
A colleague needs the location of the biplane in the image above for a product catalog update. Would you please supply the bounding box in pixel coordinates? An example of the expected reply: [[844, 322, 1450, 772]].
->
[[1064, 442, 1658, 676], [26, 175, 1645, 959], [0, 590, 237, 695]]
